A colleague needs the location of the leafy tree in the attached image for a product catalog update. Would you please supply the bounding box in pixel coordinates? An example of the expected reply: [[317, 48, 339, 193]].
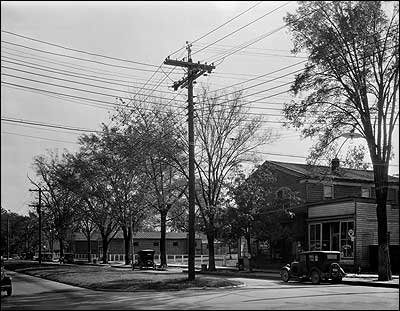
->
[[227, 166, 302, 267], [63, 134, 120, 264], [115, 101, 188, 268], [284, 1, 398, 280], [1, 208, 36, 258], [31, 150, 78, 259]]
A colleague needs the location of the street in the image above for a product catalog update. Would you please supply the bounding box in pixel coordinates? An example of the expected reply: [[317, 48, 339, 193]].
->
[[1, 270, 398, 310]]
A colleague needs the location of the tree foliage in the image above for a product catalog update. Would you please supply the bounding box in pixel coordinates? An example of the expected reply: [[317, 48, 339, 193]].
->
[[284, 1, 399, 280]]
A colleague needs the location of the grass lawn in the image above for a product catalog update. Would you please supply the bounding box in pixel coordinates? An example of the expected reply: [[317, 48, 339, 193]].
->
[[4, 261, 243, 291]]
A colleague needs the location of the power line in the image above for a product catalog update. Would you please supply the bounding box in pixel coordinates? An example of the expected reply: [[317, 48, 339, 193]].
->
[[1, 40, 162, 73], [2, 66, 184, 103], [2, 73, 185, 106], [1, 29, 160, 68], [1, 117, 99, 133], [1, 48, 176, 84], [191, 1, 264, 45], [192, 2, 291, 57], [2, 131, 79, 145], [1, 59, 181, 96]]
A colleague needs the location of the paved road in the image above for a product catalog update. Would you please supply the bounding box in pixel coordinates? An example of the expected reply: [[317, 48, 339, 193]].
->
[[1, 270, 398, 310]]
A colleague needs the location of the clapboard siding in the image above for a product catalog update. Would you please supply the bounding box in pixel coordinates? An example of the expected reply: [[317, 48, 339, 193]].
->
[[355, 202, 399, 269], [308, 201, 355, 218]]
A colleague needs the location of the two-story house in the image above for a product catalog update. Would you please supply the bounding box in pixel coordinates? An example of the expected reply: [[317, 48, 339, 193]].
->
[[249, 159, 399, 272]]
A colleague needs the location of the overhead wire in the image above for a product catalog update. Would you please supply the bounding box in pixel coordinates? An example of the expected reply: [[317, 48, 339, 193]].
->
[[191, 2, 291, 57], [1, 29, 160, 68]]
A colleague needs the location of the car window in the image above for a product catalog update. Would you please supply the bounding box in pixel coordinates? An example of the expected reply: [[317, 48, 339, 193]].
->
[[327, 253, 339, 260], [299, 254, 306, 262]]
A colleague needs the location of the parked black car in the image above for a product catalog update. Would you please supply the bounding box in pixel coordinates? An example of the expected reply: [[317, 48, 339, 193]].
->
[[280, 251, 346, 284], [1, 257, 12, 296], [59, 253, 75, 264], [133, 250, 156, 270]]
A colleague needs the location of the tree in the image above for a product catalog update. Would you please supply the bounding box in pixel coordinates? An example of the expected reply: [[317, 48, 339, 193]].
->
[[228, 166, 302, 267], [192, 87, 275, 271], [31, 150, 78, 259], [114, 101, 188, 268], [284, 1, 399, 280], [64, 135, 120, 264]]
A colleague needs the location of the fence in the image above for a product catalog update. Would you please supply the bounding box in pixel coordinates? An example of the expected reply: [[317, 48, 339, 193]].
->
[[75, 253, 238, 267]]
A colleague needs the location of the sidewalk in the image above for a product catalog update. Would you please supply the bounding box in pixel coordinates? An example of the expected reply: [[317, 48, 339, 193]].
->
[[167, 263, 399, 289]]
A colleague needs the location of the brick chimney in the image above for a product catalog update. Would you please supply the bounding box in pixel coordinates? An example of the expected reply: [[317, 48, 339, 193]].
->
[[331, 158, 340, 173]]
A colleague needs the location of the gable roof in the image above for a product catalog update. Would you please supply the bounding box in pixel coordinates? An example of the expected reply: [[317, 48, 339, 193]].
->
[[265, 160, 399, 183]]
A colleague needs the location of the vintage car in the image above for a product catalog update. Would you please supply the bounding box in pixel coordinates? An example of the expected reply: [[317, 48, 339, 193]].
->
[[1, 258, 12, 296], [60, 253, 75, 264], [133, 249, 156, 270], [280, 251, 346, 284]]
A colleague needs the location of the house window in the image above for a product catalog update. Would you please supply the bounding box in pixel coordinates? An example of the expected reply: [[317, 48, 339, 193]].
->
[[173, 241, 178, 247], [323, 185, 333, 199], [309, 223, 321, 250], [153, 242, 159, 247], [361, 187, 370, 198], [340, 221, 354, 258], [133, 242, 139, 247]]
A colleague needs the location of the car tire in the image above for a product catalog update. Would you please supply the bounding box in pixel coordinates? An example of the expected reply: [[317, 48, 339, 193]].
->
[[281, 269, 290, 282], [311, 270, 320, 284]]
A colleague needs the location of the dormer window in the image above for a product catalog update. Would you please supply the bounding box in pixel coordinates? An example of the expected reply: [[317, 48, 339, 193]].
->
[[323, 185, 333, 199], [361, 187, 370, 198]]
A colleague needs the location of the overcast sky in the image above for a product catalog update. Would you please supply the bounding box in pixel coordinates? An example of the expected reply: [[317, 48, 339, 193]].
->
[[1, 1, 399, 216]]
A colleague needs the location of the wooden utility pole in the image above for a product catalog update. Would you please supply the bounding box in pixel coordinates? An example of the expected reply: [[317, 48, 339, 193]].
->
[[29, 187, 47, 265], [164, 42, 215, 280]]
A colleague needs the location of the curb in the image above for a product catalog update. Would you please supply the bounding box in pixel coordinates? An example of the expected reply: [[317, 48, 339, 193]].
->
[[197, 271, 399, 288]]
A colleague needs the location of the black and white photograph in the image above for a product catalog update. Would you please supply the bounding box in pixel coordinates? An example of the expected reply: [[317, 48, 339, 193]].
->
[[1, 1, 399, 310]]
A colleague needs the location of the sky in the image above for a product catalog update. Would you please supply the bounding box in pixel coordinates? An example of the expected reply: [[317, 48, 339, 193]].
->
[[1, 1, 399, 216]]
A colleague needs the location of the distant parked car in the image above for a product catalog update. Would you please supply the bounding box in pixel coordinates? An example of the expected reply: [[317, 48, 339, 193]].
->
[[1, 257, 12, 296], [280, 251, 346, 284], [133, 250, 156, 270], [60, 253, 75, 264]]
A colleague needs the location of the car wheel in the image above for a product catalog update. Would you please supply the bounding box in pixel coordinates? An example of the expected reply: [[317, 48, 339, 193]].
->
[[281, 269, 290, 282], [311, 270, 320, 284], [7, 288, 12, 296]]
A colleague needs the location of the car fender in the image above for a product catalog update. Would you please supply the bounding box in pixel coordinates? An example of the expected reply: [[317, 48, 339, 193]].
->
[[280, 264, 291, 275]]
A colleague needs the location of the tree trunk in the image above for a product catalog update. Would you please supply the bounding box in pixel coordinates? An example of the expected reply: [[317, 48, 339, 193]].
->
[[207, 232, 216, 271], [59, 238, 64, 258], [160, 209, 168, 268], [86, 229, 92, 263], [246, 231, 252, 272], [101, 234, 109, 264], [122, 226, 131, 265], [374, 161, 392, 281]]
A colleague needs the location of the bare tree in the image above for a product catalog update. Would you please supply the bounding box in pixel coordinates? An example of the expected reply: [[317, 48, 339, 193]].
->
[[192, 87, 275, 271]]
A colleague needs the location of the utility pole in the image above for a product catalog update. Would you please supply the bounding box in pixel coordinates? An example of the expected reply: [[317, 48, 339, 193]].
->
[[164, 42, 215, 280], [7, 211, 10, 260], [29, 187, 47, 265]]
